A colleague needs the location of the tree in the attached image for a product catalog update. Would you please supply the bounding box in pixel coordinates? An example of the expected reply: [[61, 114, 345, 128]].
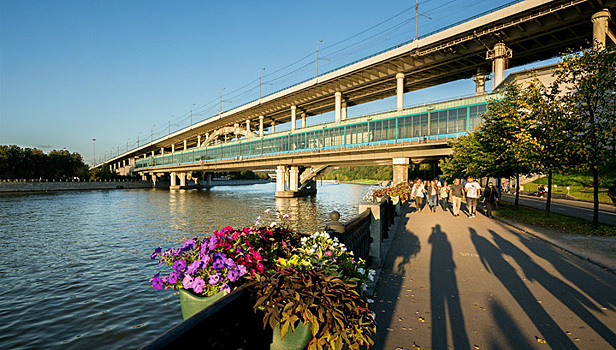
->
[[553, 46, 616, 228]]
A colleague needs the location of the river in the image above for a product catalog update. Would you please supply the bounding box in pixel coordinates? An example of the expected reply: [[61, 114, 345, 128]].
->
[[0, 182, 370, 349]]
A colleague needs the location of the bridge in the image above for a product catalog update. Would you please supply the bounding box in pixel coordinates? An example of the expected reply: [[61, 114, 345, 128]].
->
[[101, 0, 615, 196]]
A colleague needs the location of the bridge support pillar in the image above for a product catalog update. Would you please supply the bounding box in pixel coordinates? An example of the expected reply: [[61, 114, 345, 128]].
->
[[291, 106, 297, 131], [396, 73, 404, 111], [259, 116, 264, 137], [171, 144, 175, 153], [160, 148, 164, 156], [151, 173, 157, 187], [275, 165, 286, 192], [271, 121, 276, 134], [170, 172, 177, 187], [472, 68, 487, 96], [487, 42, 512, 90], [197, 135, 201, 147], [392, 158, 409, 186], [289, 166, 299, 191], [142, 174, 148, 181], [341, 101, 347, 121], [592, 9, 612, 49], [206, 173, 212, 188], [179, 172, 186, 187], [335, 92, 342, 122], [183, 140, 187, 151], [246, 119, 251, 133]]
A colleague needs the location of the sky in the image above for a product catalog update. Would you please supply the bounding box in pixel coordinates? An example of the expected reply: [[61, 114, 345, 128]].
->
[[1, 0, 557, 165]]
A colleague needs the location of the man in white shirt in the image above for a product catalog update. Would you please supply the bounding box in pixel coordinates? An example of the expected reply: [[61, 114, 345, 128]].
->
[[464, 176, 482, 218]]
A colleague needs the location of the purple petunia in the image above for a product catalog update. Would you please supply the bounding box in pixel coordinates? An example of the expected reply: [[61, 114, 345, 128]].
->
[[220, 283, 231, 293], [150, 247, 162, 260], [192, 277, 205, 294], [200, 255, 210, 268], [183, 274, 194, 289], [186, 260, 201, 275], [181, 237, 196, 252], [209, 273, 221, 285], [150, 274, 163, 290], [208, 235, 217, 250], [168, 271, 179, 284], [227, 269, 240, 282], [237, 265, 247, 277], [173, 260, 187, 272]]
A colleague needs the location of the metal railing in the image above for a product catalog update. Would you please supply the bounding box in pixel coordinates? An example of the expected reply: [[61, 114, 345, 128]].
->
[[342, 209, 372, 263]]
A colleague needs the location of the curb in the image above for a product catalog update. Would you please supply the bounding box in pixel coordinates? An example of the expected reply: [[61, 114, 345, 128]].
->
[[492, 215, 616, 275]]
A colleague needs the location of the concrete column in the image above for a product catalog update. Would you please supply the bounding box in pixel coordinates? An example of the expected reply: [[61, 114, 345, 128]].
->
[[123, 160, 126, 167], [197, 135, 201, 147], [291, 105, 297, 131], [206, 173, 212, 187], [183, 140, 187, 151], [487, 42, 512, 89], [335, 92, 342, 122], [170, 172, 177, 187], [289, 166, 299, 191], [246, 119, 251, 133], [301, 112, 306, 128], [259, 116, 264, 137], [275, 165, 286, 192], [171, 144, 175, 153], [179, 172, 186, 187], [341, 101, 347, 121], [142, 174, 148, 181], [472, 68, 487, 96], [151, 151, 155, 157], [271, 121, 276, 134], [396, 73, 405, 111], [151, 173, 157, 186], [392, 157, 409, 185], [358, 202, 383, 267], [592, 9, 611, 49], [160, 148, 164, 156]]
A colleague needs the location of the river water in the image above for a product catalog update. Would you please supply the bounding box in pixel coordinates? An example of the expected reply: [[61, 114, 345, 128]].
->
[[0, 182, 369, 349]]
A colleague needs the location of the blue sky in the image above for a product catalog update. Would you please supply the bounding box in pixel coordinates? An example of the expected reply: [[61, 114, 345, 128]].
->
[[1, 0, 555, 164]]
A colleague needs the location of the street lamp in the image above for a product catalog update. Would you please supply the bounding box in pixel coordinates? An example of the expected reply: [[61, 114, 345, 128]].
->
[[316, 39, 323, 78], [92, 138, 96, 166]]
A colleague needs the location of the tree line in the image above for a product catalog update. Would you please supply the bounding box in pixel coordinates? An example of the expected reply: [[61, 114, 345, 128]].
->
[[439, 45, 615, 229], [0, 145, 132, 181]]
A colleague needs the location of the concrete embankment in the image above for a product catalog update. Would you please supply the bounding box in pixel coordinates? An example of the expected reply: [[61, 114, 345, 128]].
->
[[207, 179, 271, 187], [0, 180, 163, 193]]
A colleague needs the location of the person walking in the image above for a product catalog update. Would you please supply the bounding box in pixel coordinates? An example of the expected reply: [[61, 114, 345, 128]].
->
[[483, 182, 498, 218], [411, 179, 425, 213], [449, 178, 464, 217], [426, 179, 439, 214], [464, 176, 481, 218], [440, 180, 450, 212]]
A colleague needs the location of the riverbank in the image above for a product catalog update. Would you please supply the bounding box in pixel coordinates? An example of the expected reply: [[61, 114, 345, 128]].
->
[[0, 180, 159, 193], [207, 179, 271, 187]]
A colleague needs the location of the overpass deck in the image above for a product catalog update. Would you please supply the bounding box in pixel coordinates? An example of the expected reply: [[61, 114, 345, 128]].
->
[[135, 94, 491, 172]]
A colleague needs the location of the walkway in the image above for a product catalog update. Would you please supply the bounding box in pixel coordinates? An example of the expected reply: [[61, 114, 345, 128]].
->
[[372, 203, 616, 349]]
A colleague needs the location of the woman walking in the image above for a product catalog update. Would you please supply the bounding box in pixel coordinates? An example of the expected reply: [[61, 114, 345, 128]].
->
[[484, 182, 498, 218], [411, 179, 425, 213], [426, 179, 439, 214], [440, 181, 450, 212]]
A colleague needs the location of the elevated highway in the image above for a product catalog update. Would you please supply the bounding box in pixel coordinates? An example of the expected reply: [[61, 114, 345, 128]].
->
[[102, 0, 615, 195]]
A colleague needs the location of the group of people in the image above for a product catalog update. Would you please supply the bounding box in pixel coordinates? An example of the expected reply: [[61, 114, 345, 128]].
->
[[409, 176, 501, 218]]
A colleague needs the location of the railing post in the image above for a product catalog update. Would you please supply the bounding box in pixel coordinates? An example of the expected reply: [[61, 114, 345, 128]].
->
[[358, 201, 383, 267]]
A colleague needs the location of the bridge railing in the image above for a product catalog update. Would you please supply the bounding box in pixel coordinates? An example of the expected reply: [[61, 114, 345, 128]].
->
[[340, 209, 372, 264]]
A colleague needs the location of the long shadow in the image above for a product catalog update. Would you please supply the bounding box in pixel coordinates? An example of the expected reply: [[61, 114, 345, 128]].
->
[[429, 224, 470, 349], [490, 230, 616, 347], [488, 298, 534, 349], [470, 228, 577, 349], [514, 229, 616, 313]]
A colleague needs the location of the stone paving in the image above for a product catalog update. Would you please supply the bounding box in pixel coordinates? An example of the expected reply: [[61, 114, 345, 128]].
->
[[371, 203, 616, 349]]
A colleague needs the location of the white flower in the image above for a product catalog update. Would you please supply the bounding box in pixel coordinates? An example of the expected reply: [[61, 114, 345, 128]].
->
[[358, 268, 365, 274], [362, 284, 367, 291], [368, 274, 374, 282], [264, 209, 271, 214], [270, 222, 277, 228], [370, 312, 376, 320], [282, 214, 289, 219], [308, 249, 315, 255], [367, 298, 374, 304]]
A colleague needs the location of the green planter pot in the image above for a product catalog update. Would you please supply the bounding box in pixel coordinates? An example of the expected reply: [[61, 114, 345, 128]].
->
[[179, 289, 227, 320], [271, 321, 312, 350]]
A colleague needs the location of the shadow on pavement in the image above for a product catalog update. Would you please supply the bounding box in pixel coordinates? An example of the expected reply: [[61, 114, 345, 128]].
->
[[471, 228, 578, 349], [492, 229, 616, 347], [429, 224, 470, 349]]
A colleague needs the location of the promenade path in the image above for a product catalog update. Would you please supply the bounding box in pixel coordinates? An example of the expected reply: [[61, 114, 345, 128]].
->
[[372, 204, 616, 349]]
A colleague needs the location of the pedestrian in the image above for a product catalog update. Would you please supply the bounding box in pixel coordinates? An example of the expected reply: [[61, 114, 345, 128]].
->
[[449, 178, 464, 217], [426, 179, 438, 214], [440, 180, 450, 212], [411, 178, 425, 213], [483, 182, 498, 218], [464, 176, 481, 218], [608, 180, 616, 212]]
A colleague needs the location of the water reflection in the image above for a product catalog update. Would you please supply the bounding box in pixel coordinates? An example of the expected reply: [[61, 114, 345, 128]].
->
[[0, 182, 368, 349]]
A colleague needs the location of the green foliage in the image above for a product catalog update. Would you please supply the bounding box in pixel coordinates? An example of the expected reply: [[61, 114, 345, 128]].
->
[[0, 145, 90, 180], [322, 166, 393, 181], [251, 267, 376, 350]]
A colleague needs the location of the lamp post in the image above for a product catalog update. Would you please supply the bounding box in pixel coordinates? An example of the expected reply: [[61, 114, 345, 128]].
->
[[92, 138, 96, 166], [219, 88, 226, 116], [316, 39, 323, 78]]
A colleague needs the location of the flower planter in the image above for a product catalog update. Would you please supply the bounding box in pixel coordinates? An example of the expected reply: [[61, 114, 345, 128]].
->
[[179, 289, 227, 320], [271, 321, 312, 350], [390, 196, 400, 205]]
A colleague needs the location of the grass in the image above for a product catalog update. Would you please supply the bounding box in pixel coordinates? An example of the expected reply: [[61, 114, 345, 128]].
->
[[524, 182, 612, 203], [492, 201, 616, 237]]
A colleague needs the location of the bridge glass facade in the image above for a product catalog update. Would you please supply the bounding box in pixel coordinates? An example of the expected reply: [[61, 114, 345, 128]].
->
[[135, 95, 490, 169]]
